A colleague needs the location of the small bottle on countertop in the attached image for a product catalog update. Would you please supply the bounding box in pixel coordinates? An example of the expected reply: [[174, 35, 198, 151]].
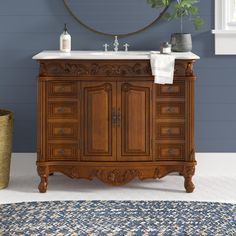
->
[[60, 23, 71, 53], [160, 42, 172, 54]]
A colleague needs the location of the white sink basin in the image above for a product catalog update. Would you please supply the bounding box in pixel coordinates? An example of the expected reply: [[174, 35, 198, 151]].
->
[[33, 50, 153, 60], [33, 50, 200, 60], [87, 51, 149, 55]]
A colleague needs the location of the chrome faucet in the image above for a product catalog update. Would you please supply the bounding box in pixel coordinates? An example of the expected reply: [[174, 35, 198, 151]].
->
[[113, 36, 119, 52], [103, 36, 130, 52]]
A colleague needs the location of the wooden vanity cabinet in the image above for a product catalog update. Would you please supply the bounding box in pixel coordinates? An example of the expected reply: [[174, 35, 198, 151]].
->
[[36, 59, 196, 193]]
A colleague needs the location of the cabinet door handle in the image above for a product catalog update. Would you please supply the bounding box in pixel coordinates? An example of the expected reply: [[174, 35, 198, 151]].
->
[[117, 108, 121, 127], [112, 108, 117, 125]]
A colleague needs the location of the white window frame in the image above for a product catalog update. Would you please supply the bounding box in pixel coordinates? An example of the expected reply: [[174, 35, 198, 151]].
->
[[212, 0, 236, 54]]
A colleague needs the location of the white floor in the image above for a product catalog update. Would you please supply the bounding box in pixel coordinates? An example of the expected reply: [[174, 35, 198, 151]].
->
[[0, 153, 236, 204]]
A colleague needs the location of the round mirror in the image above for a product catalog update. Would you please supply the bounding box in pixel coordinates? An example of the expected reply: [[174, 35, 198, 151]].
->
[[64, 0, 168, 36]]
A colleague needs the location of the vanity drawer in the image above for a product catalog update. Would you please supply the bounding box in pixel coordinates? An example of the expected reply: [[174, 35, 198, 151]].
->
[[48, 123, 78, 140], [155, 144, 185, 160], [47, 102, 78, 119], [156, 102, 185, 119], [47, 144, 78, 161], [156, 81, 185, 98], [47, 81, 78, 98], [156, 123, 185, 139]]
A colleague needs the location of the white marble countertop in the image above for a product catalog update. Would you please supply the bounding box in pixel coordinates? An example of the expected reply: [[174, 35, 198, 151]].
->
[[33, 50, 200, 60]]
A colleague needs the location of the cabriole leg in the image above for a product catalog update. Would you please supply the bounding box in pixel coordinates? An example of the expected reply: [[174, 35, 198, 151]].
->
[[37, 166, 49, 193], [183, 166, 195, 193], [184, 176, 195, 193], [38, 176, 48, 193]]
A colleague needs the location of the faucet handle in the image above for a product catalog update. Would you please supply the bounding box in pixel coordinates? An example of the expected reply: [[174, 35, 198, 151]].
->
[[123, 43, 130, 52], [113, 36, 119, 52], [103, 43, 109, 52]]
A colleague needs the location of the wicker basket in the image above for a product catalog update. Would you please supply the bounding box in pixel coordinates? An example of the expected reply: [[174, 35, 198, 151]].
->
[[0, 109, 13, 189]]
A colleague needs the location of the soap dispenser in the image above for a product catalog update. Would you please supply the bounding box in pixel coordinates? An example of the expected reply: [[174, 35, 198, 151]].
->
[[60, 23, 71, 53]]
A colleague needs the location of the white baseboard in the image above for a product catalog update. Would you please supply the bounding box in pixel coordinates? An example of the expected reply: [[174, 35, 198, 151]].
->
[[12, 153, 37, 158], [12, 153, 236, 176]]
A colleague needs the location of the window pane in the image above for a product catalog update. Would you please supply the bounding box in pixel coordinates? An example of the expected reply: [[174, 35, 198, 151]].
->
[[234, 0, 236, 20]]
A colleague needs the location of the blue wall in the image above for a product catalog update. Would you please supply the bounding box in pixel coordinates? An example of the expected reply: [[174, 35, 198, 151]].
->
[[0, 0, 235, 152]]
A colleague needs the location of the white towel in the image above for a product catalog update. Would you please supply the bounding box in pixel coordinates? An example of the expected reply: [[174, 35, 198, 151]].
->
[[150, 52, 175, 84]]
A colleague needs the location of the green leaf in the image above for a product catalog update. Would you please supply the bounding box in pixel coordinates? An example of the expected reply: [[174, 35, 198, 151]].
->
[[146, 0, 204, 30], [193, 17, 204, 30], [147, 0, 168, 8], [162, 12, 172, 20], [189, 6, 199, 15]]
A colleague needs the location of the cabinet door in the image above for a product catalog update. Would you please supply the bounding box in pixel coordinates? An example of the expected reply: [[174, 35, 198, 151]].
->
[[117, 82, 153, 161], [81, 82, 116, 161]]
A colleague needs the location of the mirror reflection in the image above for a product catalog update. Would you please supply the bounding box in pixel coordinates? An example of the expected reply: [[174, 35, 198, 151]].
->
[[64, 0, 167, 35]]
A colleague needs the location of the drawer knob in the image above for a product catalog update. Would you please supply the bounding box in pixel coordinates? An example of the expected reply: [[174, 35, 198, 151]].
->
[[167, 148, 174, 155], [57, 107, 65, 113], [167, 107, 173, 113], [58, 86, 65, 92], [167, 86, 173, 91], [167, 128, 172, 134], [58, 149, 65, 155], [59, 129, 65, 135]]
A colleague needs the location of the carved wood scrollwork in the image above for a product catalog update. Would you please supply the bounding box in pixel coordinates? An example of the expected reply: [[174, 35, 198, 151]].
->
[[39, 61, 155, 77], [189, 149, 196, 161], [183, 165, 195, 177], [60, 167, 78, 178], [186, 62, 194, 76], [104, 83, 112, 91], [96, 169, 140, 186], [39, 61, 195, 77], [37, 164, 196, 193], [174, 61, 195, 77], [154, 166, 181, 179], [154, 167, 165, 179], [66, 64, 90, 76], [37, 166, 49, 176], [92, 64, 118, 76], [40, 62, 90, 77], [103, 63, 149, 76], [90, 63, 151, 76]]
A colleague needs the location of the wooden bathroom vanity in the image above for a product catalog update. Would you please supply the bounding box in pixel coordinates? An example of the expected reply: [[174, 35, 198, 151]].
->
[[33, 51, 199, 193]]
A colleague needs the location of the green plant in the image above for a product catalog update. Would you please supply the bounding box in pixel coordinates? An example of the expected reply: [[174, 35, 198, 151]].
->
[[147, 0, 204, 32]]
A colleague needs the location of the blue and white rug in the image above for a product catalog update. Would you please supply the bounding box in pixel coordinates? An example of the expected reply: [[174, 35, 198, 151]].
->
[[1, 201, 235, 235]]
